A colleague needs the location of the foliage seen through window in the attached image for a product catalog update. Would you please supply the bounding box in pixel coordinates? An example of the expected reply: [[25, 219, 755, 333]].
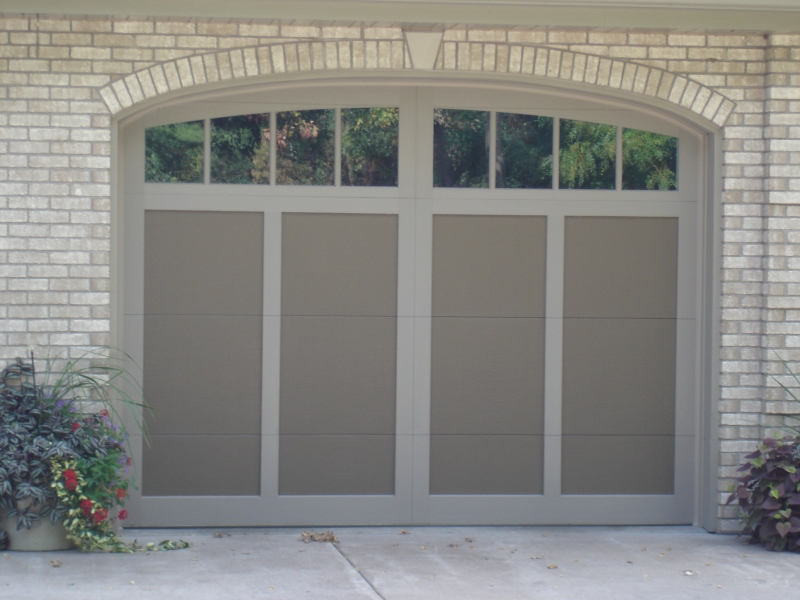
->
[[341, 108, 399, 186], [210, 114, 270, 184], [496, 113, 553, 189], [276, 110, 335, 186], [559, 119, 616, 190], [622, 128, 677, 191], [145, 121, 204, 183], [433, 109, 489, 188]]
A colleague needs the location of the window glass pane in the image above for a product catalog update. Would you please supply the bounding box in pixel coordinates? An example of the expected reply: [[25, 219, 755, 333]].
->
[[622, 129, 678, 191], [210, 114, 270, 184], [559, 119, 616, 190], [496, 113, 553, 189], [341, 108, 399, 187], [433, 109, 489, 188], [145, 120, 204, 183], [276, 109, 335, 185]]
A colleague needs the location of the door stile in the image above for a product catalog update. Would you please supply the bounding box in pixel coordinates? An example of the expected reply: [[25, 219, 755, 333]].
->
[[543, 213, 565, 498], [261, 211, 282, 500]]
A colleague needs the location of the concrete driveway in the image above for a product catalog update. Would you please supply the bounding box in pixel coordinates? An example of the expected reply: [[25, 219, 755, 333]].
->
[[0, 526, 796, 599]]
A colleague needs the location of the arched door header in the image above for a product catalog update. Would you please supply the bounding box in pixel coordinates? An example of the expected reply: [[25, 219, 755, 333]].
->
[[99, 39, 735, 128]]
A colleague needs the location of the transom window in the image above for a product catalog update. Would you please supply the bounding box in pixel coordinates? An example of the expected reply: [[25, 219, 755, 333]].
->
[[145, 108, 401, 187], [145, 109, 677, 191]]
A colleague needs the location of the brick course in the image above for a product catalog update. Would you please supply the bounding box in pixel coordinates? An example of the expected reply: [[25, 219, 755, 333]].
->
[[1, 16, 798, 532]]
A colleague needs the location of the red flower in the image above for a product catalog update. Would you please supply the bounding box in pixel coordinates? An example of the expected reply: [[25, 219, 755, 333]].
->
[[80, 499, 92, 515], [92, 508, 108, 524], [115, 487, 126, 500], [72, 423, 80, 432], [63, 470, 77, 490], [118, 510, 128, 521], [100, 409, 109, 418]]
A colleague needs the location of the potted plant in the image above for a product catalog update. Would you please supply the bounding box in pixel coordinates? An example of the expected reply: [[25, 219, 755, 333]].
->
[[0, 350, 186, 552], [728, 357, 800, 552]]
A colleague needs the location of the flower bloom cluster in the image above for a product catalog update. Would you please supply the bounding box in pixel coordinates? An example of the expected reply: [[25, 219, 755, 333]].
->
[[56, 459, 128, 534], [50, 457, 185, 553], [63, 470, 78, 491], [92, 508, 109, 525], [47, 406, 138, 553]]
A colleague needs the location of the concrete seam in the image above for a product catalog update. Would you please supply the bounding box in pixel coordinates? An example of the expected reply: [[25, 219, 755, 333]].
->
[[332, 542, 386, 600]]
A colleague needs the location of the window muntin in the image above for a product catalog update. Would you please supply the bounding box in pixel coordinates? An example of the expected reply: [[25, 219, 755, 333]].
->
[[145, 120, 204, 183], [210, 113, 271, 185]]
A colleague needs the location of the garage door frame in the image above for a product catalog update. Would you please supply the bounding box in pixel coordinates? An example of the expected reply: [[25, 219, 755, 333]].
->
[[115, 77, 718, 528]]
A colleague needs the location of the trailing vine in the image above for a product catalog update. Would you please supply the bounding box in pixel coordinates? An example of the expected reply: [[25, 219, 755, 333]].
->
[[51, 458, 188, 553], [0, 352, 189, 553]]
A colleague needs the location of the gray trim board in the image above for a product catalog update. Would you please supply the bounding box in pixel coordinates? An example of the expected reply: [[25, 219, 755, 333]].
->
[[9, 1, 800, 31]]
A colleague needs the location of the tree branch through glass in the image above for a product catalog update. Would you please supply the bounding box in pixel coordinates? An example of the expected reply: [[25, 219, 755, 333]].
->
[[341, 108, 399, 187], [210, 114, 270, 184], [276, 110, 335, 186]]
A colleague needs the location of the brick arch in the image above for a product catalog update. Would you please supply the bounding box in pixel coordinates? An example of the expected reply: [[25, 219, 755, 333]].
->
[[98, 41, 735, 126]]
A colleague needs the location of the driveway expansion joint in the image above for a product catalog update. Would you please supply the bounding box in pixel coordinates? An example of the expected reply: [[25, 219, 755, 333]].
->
[[333, 541, 386, 600]]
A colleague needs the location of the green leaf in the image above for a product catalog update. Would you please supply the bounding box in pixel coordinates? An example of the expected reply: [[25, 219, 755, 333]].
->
[[777, 521, 792, 538]]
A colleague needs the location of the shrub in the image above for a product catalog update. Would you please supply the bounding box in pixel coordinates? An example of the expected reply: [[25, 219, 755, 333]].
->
[[0, 355, 133, 535], [0, 351, 188, 552], [728, 356, 800, 552], [728, 436, 800, 552]]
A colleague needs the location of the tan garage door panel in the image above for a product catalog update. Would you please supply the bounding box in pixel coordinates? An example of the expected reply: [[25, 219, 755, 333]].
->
[[142, 210, 264, 497]]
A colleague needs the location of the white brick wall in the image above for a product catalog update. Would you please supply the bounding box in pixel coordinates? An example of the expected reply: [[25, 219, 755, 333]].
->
[[2, 15, 800, 532]]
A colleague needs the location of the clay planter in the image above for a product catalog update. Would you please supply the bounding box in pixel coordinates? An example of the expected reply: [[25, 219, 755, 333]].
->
[[0, 503, 74, 552]]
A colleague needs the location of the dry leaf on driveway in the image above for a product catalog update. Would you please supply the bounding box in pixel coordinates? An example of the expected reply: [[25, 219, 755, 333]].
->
[[301, 531, 339, 544]]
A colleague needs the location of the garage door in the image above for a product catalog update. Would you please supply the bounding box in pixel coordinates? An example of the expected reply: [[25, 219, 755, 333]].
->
[[121, 83, 700, 526]]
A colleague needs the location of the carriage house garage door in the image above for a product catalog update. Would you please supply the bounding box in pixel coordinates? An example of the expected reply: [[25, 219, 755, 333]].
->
[[120, 82, 702, 527]]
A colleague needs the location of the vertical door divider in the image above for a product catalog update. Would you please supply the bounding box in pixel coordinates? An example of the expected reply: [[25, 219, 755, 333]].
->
[[543, 212, 565, 498], [261, 211, 283, 499]]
